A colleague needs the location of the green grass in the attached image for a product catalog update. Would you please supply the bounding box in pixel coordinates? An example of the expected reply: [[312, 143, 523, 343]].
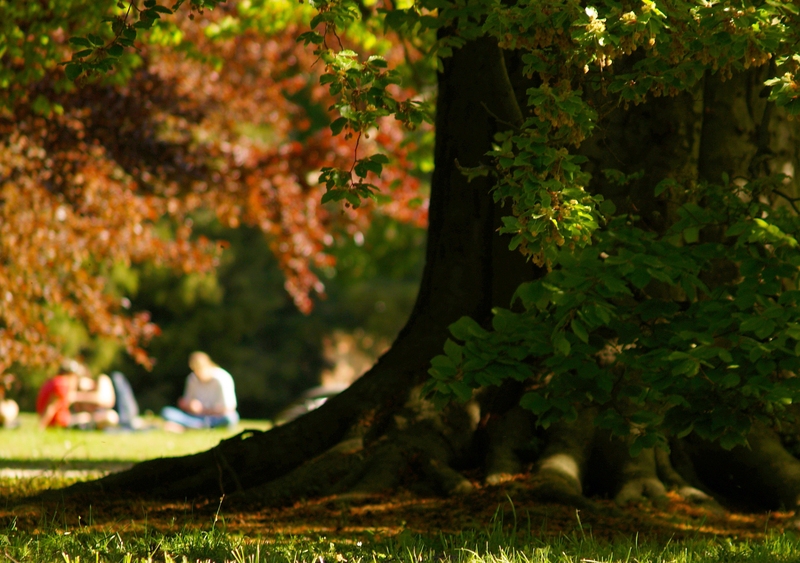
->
[[0, 412, 273, 501], [3, 413, 800, 562], [0, 412, 271, 469], [2, 514, 800, 563]]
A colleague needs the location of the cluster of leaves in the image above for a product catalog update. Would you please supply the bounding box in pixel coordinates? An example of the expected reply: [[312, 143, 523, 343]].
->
[[0, 156, 183, 372], [62, 0, 232, 82], [484, 0, 800, 267], [297, 0, 799, 269], [2, 0, 428, 373], [410, 0, 800, 450], [298, 5, 433, 208], [427, 177, 800, 452]]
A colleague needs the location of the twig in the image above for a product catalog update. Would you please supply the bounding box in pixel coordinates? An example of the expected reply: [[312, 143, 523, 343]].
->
[[480, 101, 521, 131], [773, 189, 800, 215], [213, 446, 244, 496]]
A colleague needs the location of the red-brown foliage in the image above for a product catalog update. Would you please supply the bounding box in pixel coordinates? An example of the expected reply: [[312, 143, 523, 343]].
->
[[0, 4, 428, 372]]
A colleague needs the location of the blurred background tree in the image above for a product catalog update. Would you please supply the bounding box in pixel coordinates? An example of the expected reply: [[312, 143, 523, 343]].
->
[[109, 215, 425, 419], [1, 0, 433, 417]]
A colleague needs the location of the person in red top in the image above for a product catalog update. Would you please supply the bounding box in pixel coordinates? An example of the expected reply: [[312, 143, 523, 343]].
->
[[36, 374, 75, 428], [36, 360, 119, 429]]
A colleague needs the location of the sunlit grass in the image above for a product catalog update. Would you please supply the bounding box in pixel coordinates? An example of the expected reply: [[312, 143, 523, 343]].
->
[[0, 413, 271, 467], [1, 512, 800, 563], [0, 412, 272, 505]]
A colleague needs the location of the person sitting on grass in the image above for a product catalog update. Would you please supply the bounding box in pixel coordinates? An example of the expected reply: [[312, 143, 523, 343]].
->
[[160, 351, 239, 431], [0, 374, 19, 428], [36, 360, 119, 430]]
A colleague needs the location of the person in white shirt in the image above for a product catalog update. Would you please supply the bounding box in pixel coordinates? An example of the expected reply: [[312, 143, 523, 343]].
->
[[161, 351, 239, 430], [0, 374, 19, 428]]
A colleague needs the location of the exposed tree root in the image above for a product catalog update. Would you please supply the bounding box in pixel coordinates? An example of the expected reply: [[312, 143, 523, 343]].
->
[[685, 422, 800, 510], [611, 447, 668, 506], [654, 447, 715, 505], [484, 406, 534, 485], [234, 437, 367, 507]]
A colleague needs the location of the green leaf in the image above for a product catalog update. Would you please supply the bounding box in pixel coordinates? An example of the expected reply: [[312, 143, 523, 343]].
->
[[367, 56, 388, 68], [672, 358, 699, 377], [443, 338, 463, 364], [570, 319, 589, 343], [449, 316, 488, 341], [449, 381, 473, 402], [344, 192, 361, 208], [297, 31, 323, 45], [629, 437, 645, 458], [725, 221, 749, 237], [719, 432, 746, 450], [463, 357, 489, 371], [720, 373, 740, 388], [520, 392, 550, 415], [683, 226, 700, 244], [628, 269, 651, 290], [69, 37, 92, 47], [755, 319, 777, 339], [741, 316, 770, 336], [553, 332, 571, 356], [108, 44, 124, 57], [321, 189, 347, 204], [430, 354, 456, 370], [354, 159, 382, 177], [654, 177, 680, 197], [514, 282, 549, 309], [599, 199, 616, 216], [65, 63, 83, 81], [330, 117, 348, 135]]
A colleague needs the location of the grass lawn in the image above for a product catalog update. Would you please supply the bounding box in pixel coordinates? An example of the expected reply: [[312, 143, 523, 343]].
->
[[2, 413, 800, 562], [0, 412, 272, 488], [0, 412, 271, 471]]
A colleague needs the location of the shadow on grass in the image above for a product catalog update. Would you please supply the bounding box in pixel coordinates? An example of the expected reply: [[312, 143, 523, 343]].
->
[[0, 458, 135, 480]]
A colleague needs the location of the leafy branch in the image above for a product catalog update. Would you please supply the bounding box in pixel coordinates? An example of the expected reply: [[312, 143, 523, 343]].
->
[[298, 4, 432, 208], [62, 0, 225, 82]]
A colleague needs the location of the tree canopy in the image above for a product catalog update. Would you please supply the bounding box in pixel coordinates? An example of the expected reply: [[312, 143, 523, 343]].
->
[[1, 0, 429, 375]]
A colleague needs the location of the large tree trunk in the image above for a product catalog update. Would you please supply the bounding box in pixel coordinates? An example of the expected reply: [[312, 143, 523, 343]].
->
[[52, 36, 540, 502], [45, 42, 800, 514]]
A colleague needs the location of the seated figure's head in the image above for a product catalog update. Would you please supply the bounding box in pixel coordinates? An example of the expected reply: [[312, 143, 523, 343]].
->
[[76, 375, 99, 392], [62, 359, 90, 378], [189, 351, 217, 382]]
